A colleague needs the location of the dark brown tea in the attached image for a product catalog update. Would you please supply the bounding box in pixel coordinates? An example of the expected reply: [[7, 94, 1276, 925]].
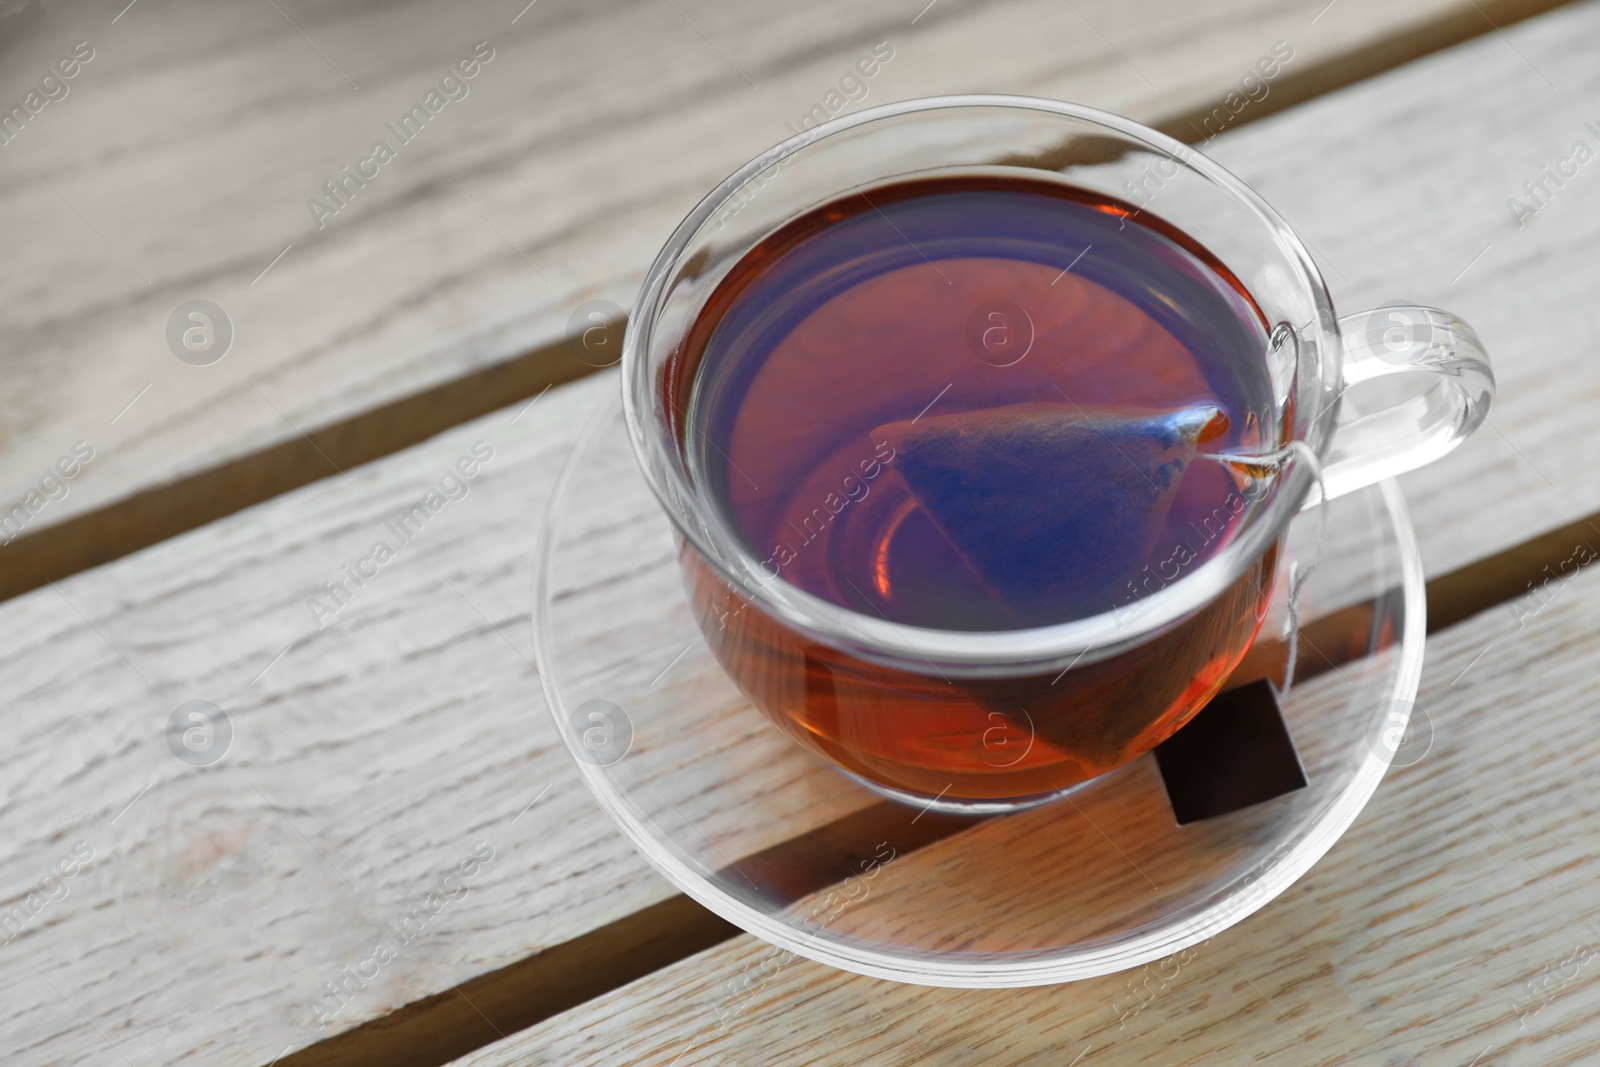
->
[[670, 175, 1282, 802]]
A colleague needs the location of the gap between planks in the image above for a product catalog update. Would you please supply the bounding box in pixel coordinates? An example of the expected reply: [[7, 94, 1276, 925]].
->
[[0, 0, 1577, 608], [265, 504, 1600, 1067]]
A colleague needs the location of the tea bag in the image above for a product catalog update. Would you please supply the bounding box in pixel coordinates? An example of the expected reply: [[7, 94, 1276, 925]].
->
[[873, 402, 1223, 625]]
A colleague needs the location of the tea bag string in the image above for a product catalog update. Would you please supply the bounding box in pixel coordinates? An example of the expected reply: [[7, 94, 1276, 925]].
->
[[1198, 441, 1328, 700]]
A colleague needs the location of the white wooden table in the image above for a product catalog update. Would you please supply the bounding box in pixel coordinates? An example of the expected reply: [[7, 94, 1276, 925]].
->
[[2, 1, 1597, 1065]]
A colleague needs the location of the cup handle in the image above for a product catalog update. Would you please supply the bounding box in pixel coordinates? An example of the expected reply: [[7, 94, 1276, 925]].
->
[[1316, 305, 1495, 501]]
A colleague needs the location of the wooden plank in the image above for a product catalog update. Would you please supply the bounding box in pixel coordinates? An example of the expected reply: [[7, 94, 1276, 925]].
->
[[446, 557, 1600, 1067], [3, 4, 1600, 1067], [0, 0, 1574, 602], [0, 373, 617, 1067]]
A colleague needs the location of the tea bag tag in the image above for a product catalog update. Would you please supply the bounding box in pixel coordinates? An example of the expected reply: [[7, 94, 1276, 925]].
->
[[1153, 679, 1307, 824], [873, 402, 1224, 625]]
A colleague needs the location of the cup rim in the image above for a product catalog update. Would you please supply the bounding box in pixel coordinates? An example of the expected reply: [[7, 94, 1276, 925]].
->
[[621, 93, 1337, 675]]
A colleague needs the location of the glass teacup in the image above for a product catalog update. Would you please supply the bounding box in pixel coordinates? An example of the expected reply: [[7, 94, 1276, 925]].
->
[[621, 96, 1492, 812]]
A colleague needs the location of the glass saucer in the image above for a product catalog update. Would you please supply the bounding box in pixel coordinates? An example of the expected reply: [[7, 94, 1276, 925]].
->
[[532, 377, 1424, 987]]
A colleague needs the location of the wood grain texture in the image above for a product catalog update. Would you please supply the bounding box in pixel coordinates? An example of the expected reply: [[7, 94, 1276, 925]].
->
[[449, 547, 1600, 1067], [0, 373, 621, 1067], [0, 0, 1571, 600], [2, 2, 1599, 1066]]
